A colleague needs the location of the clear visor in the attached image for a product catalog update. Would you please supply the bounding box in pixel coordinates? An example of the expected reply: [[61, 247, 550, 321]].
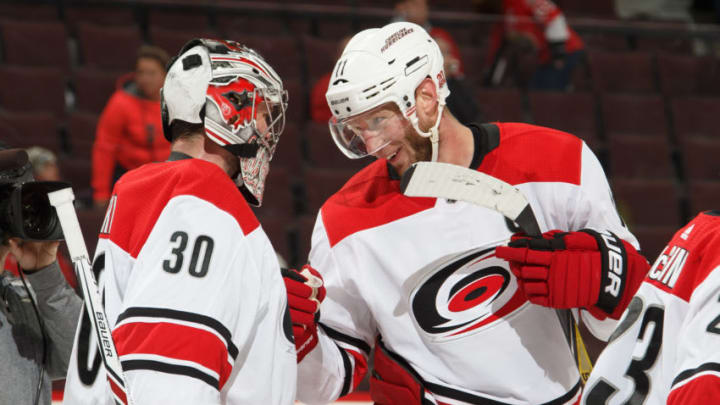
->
[[328, 104, 407, 159]]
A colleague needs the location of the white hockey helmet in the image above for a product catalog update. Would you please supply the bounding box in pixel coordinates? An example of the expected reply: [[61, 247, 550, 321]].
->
[[325, 22, 449, 161], [161, 38, 288, 206]]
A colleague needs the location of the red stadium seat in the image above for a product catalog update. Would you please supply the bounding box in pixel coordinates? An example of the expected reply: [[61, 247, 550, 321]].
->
[[66, 111, 99, 159], [556, 0, 615, 17], [612, 178, 681, 227], [671, 96, 720, 141], [0, 112, 61, 153], [283, 79, 306, 125], [658, 53, 720, 96], [0, 21, 70, 71], [64, 5, 137, 33], [528, 91, 598, 142], [0, 3, 58, 21], [149, 27, 219, 56], [295, 214, 317, 264], [631, 226, 676, 262], [147, 9, 210, 31], [272, 124, 303, 173], [588, 51, 657, 93], [0, 66, 66, 117], [60, 159, 93, 202], [256, 166, 295, 218], [681, 137, 720, 181], [216, 12, 288, 36], [76, 23, 143, 70], [302, 35, 341, 84], [688, 180, 720, 216], [255, 212, 294, 266], [231, 33, 302, 82], [602, 93, 667, 138], [73, 68, 122, 114], [76, 207, 107, 257], [609, 136, 674, 179], [475, 88, 527, 123], [303, 167, 355, 215]]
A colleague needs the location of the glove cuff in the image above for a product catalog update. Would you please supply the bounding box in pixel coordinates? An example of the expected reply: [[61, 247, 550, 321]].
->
[[581, 229, 627, 315]]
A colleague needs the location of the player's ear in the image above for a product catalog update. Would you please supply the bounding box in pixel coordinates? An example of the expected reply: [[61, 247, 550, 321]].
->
[[414, 77, 439, 132]]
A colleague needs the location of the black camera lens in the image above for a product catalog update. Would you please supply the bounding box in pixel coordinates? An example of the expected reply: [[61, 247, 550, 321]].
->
[[20, 190, 56, 240]]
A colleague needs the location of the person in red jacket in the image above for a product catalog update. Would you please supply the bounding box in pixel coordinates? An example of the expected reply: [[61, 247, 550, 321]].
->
[[486, 0, 585, 90], [91, 45, 170, 206]]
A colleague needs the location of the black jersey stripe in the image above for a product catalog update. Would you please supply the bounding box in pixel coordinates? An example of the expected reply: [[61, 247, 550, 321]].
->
[[116, 307, 238, 359], [426, 376, 581, 405], [337, 343, 353, 397], [121, 359, 219, 390], [672, 362, 720, 387], [319, 323, 371, 354]]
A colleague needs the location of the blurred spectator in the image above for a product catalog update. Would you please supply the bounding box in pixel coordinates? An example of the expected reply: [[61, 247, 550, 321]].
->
[[26, 147, 60, 182], [23, 146, 77, 289], [433, 34, 484, 125], [486, 0, 585, 91], [92, 45, 170, 206], [392, 0, 465, 76], [309, 36, 351, 124]]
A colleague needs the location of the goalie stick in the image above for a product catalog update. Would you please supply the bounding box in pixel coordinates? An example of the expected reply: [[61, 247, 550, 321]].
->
[[48, 187, 134, 405], [400, 161, 593, 382]]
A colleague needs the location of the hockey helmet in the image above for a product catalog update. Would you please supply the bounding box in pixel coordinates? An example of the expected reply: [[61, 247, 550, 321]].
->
[[325, 22, 449, 161], [161, 38, 288, 206]]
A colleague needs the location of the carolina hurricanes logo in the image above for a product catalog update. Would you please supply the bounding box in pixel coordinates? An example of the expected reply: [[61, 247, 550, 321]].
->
[[410, 247, 527, 340]]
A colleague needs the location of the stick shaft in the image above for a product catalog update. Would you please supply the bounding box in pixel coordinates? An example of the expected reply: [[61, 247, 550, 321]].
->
[[48, 188, 132, 405]]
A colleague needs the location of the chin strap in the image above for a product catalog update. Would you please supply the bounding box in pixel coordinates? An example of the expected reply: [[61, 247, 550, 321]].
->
[[413, 101, 444, 163]]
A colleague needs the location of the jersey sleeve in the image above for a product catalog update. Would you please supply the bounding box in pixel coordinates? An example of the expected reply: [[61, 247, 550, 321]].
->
[[109, 195, 294, 404], [296, 212, 374, 405], [667, 265, 720, 404]]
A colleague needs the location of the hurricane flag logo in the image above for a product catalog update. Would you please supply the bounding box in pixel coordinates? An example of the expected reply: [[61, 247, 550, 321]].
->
[[410, 247, 526, 340]]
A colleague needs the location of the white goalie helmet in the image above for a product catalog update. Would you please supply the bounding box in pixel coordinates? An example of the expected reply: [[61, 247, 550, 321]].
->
[[161, 38, 288, 206], [325, 22, 449, 161]]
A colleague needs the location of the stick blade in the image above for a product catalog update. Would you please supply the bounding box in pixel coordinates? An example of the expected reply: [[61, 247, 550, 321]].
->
[[400, 162, 540, 236]]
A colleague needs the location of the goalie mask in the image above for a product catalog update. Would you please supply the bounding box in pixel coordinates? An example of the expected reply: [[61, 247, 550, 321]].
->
[[161, 38, 288, 206]]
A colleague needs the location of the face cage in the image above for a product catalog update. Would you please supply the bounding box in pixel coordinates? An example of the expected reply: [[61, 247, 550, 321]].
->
[[328, 109, 406, 159], [231, 88, 288, 206], [245, 87, 288, 155]]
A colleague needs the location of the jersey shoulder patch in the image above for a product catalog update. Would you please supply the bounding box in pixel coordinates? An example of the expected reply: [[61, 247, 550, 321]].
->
[[478, 122, 583, 186], [103, 159, 259, 257], [646, 212, 720, 301], [321, 159, 435, 247]]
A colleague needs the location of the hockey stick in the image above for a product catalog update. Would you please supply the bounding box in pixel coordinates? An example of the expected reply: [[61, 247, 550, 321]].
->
[[48, 188, 134, 405], [400, 161, 593, 382]]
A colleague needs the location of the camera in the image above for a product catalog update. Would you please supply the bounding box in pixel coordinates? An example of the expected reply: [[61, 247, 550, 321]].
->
[[0, 149, 68, 241]]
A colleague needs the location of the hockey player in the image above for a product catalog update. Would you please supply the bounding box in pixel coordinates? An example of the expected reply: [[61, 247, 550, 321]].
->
[[581, 211, 720, 404], [284, 22, 650, 404], [63, 39, 296, 404]]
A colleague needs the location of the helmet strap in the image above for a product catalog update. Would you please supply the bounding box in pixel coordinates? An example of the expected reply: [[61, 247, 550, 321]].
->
[[412, 100, 445, 163]]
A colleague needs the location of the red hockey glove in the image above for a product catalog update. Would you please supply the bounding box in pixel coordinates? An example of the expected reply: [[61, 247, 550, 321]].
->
[[281, 265, 326, 362], [370, 337, 427, 405], [495, 229, 649, 319]]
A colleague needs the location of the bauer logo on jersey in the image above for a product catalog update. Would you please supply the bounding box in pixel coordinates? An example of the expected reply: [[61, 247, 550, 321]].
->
[[408, 246, 526, 341]]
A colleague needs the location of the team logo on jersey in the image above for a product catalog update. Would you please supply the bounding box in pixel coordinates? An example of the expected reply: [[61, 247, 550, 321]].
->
[[409, 247, 526, 341]]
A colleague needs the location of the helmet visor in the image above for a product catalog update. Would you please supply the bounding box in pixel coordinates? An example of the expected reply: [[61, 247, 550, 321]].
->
[[328, 104, 407, 159]]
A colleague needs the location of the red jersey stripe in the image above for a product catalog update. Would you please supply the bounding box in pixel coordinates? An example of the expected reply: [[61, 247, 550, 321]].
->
[[113, 321, 233, 389]]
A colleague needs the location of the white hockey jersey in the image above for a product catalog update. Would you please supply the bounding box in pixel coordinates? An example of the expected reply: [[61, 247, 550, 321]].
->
[[582, 211, 720, 405], [297, 123, 641, 405], [63, 157, 296, 404]]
